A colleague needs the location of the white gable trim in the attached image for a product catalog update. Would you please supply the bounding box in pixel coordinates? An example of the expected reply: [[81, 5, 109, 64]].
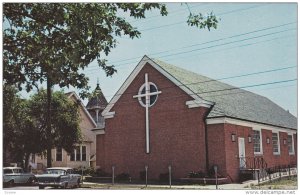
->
[[206, 117, 297, 133], [67, 92, 97, 127], [102, 55, 213, 118], [92, 129, 105, 135]]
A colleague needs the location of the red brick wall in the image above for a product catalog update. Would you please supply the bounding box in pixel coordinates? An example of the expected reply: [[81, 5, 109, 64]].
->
[[223, 123, 253, 182], [207, 124, 227, 177], [98, 63, 209, 179], [213, 123, 297, 182], [96, 135, 105, 169]]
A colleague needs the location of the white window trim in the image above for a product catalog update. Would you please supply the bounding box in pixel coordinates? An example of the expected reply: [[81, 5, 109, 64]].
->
[[288, 133, 295, 155], [253, 129, 263, 155], [70, 145, 87, 161], [272, 131, 280, 155]]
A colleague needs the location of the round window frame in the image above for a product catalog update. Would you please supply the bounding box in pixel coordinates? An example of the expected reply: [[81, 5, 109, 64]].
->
[[138, 82, 159, 107]]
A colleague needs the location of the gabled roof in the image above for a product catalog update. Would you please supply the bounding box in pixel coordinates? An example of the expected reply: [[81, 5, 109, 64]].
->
[[102, 55, 297, 130], [153, 58, 297, 130], [66, 91, 97, 128]]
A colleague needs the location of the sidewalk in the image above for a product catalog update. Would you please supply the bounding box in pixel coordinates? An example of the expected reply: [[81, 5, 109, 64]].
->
[[82, 180, 257, 190]]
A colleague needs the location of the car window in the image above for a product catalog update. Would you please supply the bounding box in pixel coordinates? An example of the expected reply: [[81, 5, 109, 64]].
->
[[4, 169, 13, 174], [66, 169, 73, 174], [13, 168, 24, 173], [46, 169, 66, 175]]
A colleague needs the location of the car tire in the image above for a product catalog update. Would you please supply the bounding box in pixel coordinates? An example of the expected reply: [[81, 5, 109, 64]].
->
[[62, 183, 68, 189], [39, 185, 45, 189], [76, 179, 81, 188], [8, 180, 14, 187], [28, 177, 36, 185]]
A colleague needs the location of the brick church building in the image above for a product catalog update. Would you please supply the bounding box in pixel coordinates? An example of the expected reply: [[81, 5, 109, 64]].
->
[[94, 55, 297, 182]]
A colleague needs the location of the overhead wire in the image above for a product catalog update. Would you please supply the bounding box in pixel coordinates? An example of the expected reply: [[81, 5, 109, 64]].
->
[[83, 26, 296, 73], [99, 21, 296, 66], [101, 78, 297, 109]]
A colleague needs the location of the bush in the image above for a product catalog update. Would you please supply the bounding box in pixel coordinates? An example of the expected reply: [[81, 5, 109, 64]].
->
[[73, 166, 96, 176], [93, 168, 110, 177], [207, 166, 223, 178], [188, 171, 205, 178], [116, 173, 130, 181], [140, 170, 146, 181], [159, 172, 169, 182]]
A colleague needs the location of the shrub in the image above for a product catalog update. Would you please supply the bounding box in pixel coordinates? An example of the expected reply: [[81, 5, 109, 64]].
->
[[93, 168, 110, 177], [73, 166, 96, 176], [116, 173, 130, 181], [159, 172, 169, 182], [188, 171, 205, 178], [207, 166, 223, 178], [140, 170, 146, 181]]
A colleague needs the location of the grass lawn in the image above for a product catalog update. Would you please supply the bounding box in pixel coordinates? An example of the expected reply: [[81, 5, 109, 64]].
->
[[251, 176, 297, 190]]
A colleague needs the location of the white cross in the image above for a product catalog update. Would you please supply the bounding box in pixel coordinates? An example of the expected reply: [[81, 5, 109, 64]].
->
[[133, 73, 162, 153]]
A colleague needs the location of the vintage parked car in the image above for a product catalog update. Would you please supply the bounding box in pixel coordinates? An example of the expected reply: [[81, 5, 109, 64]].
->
[[3, 167, 36, 187], [35, 167, 81, 189]]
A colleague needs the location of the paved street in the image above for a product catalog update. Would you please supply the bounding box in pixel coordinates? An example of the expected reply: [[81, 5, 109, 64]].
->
[[3, 185, 85, 190]]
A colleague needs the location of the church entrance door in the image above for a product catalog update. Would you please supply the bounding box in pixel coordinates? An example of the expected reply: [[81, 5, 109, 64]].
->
[[238, 137, 246, 169]]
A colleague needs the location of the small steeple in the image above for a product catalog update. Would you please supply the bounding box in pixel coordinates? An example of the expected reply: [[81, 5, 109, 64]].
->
[[96, 78, 101, 91], [86, 80, 108, 128]]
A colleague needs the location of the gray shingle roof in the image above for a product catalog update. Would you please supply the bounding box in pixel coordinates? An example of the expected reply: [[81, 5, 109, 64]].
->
[[152, 58, 297, 130], [86, 84, 108, 110]]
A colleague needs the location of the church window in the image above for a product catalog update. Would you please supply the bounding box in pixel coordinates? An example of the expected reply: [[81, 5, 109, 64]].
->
[[253, 130, 262, 154], [138, 82, 159, 107], [272, 133, 280, 155], [287, 134, 294, 155]]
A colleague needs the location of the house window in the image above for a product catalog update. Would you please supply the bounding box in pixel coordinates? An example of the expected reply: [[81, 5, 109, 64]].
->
[[82, 146, 86, 161], [56, 148, 62, 161], [70, 145, 86, 161], [287, 134, 294, 155], [70, 149, 75, 161], [272, 133, 280, 155], [31, 154, 36, 163], [253, 130, 262, 154], [76, 146, 81, 161]]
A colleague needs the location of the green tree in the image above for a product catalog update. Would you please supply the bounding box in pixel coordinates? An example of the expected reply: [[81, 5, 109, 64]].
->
[[3, 84, 23, 165], [3, 3, 218, 167], [27, 90, 81, 154], [3, 84, 44, 170], [3, 87, 81, 170]]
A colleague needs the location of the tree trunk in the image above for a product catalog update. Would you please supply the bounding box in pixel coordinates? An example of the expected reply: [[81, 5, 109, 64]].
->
[[24, 153, 30, 172], [46, 76, 52, 168]]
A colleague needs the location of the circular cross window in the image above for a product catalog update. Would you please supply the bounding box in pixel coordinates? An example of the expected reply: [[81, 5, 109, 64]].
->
[[138, 82, 159, 107]]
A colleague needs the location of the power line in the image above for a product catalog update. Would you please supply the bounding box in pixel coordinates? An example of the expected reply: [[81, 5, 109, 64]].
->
[[161, 33, 295, 63], [84, 23, 296, 73], [139, 4, 266, 32], [99, 21, 296, 66], [127, 3, 208, 24], [90, 64, 296, 100], [141, 28, 296, 61], [84, 33, 296, 76], [103, 78, 297, 108], [85, 4, 274, 69]]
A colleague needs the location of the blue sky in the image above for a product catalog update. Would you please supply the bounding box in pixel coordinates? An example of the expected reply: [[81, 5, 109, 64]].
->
[[20, 2, 298, 116]]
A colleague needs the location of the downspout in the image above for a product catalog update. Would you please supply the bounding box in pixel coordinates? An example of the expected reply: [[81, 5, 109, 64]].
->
[[204, 104, 215, 174]]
